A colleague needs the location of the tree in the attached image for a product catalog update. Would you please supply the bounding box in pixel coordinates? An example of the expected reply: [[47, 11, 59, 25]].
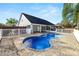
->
[[6, 18, 18, 26], [62, 3, 73, 28], [73, 4, 79, 29], [61, 3, 78, 28], [0, 23, 5, 27]]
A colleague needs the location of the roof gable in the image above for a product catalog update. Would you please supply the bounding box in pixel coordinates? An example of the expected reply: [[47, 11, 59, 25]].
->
[[22, 13, 54, 25]]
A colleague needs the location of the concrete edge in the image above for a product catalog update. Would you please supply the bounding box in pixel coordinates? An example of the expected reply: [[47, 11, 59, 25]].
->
[[73, 29, 79, 42]]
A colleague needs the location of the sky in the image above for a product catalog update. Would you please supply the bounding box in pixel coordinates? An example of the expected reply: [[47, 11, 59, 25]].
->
[[0, 3, 63, 24]]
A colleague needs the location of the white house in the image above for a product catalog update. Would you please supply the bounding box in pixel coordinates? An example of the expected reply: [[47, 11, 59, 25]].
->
[[18, 13, 55, 34]]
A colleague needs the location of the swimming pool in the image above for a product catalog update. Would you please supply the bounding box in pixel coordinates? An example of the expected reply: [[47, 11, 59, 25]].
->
[[23, 33, 63, 51]]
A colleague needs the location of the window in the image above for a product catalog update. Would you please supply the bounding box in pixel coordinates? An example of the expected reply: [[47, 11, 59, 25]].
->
[[26, 25, 30, 28], [46, 26, 50, 30]]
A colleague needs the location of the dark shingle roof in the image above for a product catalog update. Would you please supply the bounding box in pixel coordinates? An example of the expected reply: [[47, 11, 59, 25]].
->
[[22, 13, 54, 25]]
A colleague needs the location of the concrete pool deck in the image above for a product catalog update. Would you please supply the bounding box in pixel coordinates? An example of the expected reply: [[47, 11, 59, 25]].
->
[[13, 33, 79, 56]]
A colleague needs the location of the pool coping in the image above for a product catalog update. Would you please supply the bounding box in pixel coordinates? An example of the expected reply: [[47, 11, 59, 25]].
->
[[14, 32, 67, 55]]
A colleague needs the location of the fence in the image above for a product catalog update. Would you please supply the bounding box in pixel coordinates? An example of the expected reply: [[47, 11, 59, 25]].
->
[[0, 26, 27, 39], [56, 28, 74, 33]]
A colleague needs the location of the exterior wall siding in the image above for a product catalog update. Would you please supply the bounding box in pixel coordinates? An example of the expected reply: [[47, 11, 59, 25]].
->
[[18, 14, 32, 34], [18, 14, 31, 26]]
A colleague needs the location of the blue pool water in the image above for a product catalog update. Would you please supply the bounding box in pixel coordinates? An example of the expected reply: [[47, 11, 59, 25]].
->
[[23, 33, 62, 51]]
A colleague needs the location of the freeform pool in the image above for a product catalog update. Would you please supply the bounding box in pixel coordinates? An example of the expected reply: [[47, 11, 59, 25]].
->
[[23, 33, 63, 51]]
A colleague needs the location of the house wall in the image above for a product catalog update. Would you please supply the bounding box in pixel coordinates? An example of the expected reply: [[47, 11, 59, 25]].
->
[[18, 14, 31, 26], [18, 14, 32, 34], [26, 25, 32, 34]]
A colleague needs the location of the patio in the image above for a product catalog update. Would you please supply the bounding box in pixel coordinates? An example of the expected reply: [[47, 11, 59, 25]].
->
[[14, 32, 79, 56]]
